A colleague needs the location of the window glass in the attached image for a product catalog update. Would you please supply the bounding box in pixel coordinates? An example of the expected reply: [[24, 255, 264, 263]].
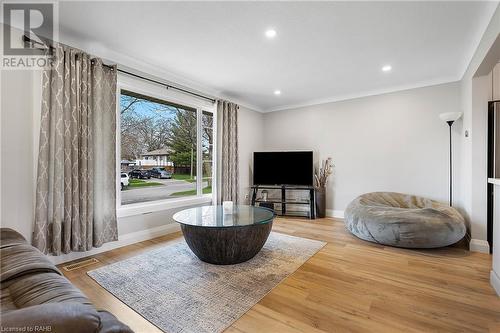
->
[[202, 111, 214, 195], [120, 90, 212, 205]]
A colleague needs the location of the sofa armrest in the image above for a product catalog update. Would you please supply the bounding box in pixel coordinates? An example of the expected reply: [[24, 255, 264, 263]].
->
[[97, 310, 134, 333], [1, 302, 101, 333], [1, 228, 27, 248]]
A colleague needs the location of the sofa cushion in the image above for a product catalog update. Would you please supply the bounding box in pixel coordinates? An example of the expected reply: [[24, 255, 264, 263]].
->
[[1, 302, 102, 333], [98, 310, 136, 333], [0, 228, 134, 332], [1, 242, 61, 283], [0, 228, 27, 249], [2, 272, 90, 310]]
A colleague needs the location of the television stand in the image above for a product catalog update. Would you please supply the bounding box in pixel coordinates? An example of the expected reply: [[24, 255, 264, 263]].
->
[[250, 185, 316, 219]]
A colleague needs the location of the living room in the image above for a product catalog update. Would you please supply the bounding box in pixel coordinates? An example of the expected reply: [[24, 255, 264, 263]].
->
[[1, 1, 500, 332]]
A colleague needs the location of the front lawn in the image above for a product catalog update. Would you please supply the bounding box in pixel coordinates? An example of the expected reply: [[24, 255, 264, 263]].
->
[[171, 186, 212, 197], [172, 173, 196, 183], [125, 179, 163, 189]]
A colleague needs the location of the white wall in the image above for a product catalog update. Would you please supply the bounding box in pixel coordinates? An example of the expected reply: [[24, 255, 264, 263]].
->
[[262, 82, 462, 217], [238, 106, 264, 204], [495, 62, 500, 100], [460, 4, 500, 252], [469, 73, 492, 243], [0, 25, 42, 242], [1, 70, 39, 242]]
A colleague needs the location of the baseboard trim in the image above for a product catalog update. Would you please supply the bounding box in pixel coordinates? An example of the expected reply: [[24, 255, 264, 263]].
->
[[469, 239, 490, 253], [49, 223, 181, 265], [326, 209, 344, 218], [491, 270, 500, 296]]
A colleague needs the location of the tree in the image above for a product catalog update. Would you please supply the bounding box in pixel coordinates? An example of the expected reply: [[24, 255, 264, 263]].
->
[[201, 112, 214, 186], [120, 95, 141, 114], [167, 109, 197, 154], [120, 94, 174, 160], [167, 109, 197, 175], [170, 151, 193, 167], [120, 93, 214, 180]]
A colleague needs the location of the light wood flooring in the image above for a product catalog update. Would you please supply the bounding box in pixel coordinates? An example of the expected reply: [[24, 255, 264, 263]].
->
[[59, 217, 500, 333]]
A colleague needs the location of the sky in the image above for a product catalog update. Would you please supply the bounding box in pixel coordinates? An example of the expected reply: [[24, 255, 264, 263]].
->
[[120, 91, 191, 121]]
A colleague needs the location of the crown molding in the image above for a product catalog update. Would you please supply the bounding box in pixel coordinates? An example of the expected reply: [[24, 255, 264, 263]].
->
[[263, 77, 461, 113], [459, 2, 500, 80]]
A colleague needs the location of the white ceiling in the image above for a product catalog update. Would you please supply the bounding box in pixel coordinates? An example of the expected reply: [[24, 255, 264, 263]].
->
[[57, 1, 498, 112]]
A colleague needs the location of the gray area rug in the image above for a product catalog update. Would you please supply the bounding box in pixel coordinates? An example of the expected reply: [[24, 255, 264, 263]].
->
[[88, 232, 325, 333]]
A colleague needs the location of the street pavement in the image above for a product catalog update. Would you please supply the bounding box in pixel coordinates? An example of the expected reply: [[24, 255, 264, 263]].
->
[[121, 178, 208, 205]]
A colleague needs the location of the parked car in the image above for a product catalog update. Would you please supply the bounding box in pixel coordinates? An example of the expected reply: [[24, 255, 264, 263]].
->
[[120, 173, 129, 190], [128, 169, 151, 179], [150, 167, 172, 179]]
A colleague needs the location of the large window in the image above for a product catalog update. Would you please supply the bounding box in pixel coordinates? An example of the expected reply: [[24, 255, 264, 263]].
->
[[119, 89, 214, 206]]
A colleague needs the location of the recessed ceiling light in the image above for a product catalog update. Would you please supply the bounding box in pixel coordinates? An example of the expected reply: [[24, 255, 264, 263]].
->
[[274, 90, 281, 95], [382, 65, 392, 72], [265, 29, 277, 39]]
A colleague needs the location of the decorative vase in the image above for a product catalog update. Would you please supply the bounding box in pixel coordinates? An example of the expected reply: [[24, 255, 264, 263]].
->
[[315, 188, 326, 218], [223, 201, 233, 214]]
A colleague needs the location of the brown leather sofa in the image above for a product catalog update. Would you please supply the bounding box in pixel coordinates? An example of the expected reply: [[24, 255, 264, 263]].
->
[[1, 228, 133, 333]]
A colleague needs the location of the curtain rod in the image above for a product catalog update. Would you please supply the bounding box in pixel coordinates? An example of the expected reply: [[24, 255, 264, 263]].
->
[[116, 69, 216, 103], [22, 35, 217, 104]]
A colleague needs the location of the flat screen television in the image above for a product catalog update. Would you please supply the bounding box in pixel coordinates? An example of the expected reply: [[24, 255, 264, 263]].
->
[[253, 151, 313, 186]]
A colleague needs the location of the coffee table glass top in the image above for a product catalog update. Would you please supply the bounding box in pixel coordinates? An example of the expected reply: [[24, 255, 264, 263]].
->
[[173, 205, 275, 227]]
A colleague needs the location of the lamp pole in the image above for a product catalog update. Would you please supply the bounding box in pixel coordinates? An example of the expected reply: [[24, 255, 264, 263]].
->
[[447, 120, 454, 207], [439, 112, 462, 207]]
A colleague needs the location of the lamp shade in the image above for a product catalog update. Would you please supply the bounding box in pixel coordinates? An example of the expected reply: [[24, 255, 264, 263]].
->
[[439, 112, 463, 123]]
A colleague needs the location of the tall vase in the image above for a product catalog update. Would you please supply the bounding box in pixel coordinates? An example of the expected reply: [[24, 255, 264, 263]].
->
[[315, 187, 326, 218]]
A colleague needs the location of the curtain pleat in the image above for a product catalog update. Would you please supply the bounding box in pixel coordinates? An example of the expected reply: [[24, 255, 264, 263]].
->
[[92, 58, 118, 247], [33, 44, 117, 255], [218, 100, 239, 203]]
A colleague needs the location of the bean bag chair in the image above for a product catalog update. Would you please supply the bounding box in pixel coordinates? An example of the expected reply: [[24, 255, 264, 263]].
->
[[344, 192, 466, 248]]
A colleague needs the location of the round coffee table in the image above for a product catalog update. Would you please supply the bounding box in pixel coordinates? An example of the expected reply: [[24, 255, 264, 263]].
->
[[173, 205, 275, 265]]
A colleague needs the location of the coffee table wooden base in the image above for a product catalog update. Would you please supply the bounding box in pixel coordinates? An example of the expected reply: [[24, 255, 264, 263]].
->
[[180, 221, 273, 265]]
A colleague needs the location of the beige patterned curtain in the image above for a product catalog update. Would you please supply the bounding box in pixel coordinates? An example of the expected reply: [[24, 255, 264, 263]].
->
[[217, 100, 239, 203], [33, 44, 118, 255]]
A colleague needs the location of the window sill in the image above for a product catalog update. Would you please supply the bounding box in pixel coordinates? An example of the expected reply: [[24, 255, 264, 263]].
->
[[117, 195, 213, 218]]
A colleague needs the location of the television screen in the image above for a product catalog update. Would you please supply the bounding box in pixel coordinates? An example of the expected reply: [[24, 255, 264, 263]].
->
[[253, 151, 313, 186]]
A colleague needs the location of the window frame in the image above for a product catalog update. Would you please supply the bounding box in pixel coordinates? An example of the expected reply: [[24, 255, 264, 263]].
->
[[116, 74, 217, 218], [200, 110, 215, 196]]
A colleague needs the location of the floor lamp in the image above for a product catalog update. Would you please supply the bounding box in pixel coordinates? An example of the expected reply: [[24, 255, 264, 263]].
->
[[439, 112, 463, 206]]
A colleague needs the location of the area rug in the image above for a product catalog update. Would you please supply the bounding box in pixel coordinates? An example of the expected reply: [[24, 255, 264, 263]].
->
[[87, 232, 325, 333]]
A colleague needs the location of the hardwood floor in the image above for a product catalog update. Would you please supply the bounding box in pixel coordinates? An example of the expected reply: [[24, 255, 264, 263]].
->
[[59, 217, 500, 333]]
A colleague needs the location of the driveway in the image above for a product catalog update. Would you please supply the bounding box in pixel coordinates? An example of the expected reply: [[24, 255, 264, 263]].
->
[[121, 178, 207, 205]]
